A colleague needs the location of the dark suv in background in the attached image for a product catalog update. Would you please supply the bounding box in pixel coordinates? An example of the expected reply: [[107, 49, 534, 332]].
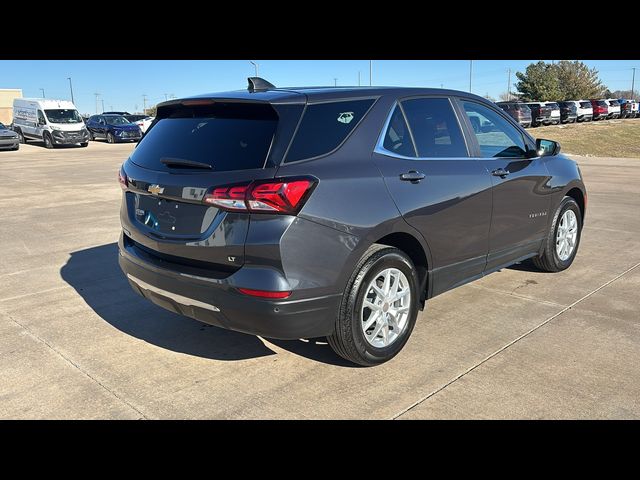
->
[[496, 102, 532, 128], [524, 102, 552, 127], [118, 78, 586, 366], [86, 114, 142, 143], [558, 101, 578, 123]]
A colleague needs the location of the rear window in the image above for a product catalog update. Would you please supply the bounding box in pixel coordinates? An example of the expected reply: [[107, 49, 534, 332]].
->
[[580, 101, 592, 108], [515, 104, 530, 112], [597, 100, 607, 106], [547, 103, 559, 108], [130, 102, 277, 172], [609, 100, 619, 106], [285, 99, 375, 162]]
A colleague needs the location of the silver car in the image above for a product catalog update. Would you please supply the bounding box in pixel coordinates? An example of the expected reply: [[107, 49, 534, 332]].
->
[[0, 122, 19, 151]]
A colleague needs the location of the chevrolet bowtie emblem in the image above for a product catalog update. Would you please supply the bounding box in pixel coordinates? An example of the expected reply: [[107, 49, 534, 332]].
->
[[148, 184, 164, 195]]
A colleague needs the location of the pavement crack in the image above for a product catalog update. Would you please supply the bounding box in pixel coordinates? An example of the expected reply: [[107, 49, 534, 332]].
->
[[5, 313, 148, 420], [391, 261, 640, 420]]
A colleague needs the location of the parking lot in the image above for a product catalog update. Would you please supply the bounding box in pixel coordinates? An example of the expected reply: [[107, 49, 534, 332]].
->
[[1, 141, 639, 419]]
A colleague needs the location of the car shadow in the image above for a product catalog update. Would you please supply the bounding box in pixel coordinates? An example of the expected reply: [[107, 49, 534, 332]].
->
[[506, 259, 542, 273], [27, 141, 86, 149], [60, 243, 353, 366]]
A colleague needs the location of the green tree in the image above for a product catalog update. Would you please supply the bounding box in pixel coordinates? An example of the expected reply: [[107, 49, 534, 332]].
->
[[515, 60, 608, 101], [145, 105, 157, 117], [554, 60, 605, 100], [515, 61, 561, 101]]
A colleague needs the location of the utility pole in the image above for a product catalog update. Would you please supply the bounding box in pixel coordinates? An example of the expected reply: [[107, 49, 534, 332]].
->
[[358, 71, 361, 86], [67, 77, 74, 104], [94, 92, 100, 113], [40, 88, 45, 98], [164, 93, 168, 101], [369, 60, 373, 86], [632, 68, 636, 100], [469, 60, 473, 93], [440, 83, 444, 89], [334, 78, 337, 87], [101, 99, 105, 113], [142, 94, 148, 114], [507, 68, 511, 101], [249, 61, 258, 77]]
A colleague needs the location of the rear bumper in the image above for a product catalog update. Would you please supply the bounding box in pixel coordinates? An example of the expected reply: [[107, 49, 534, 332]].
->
[[118, 232, 340, 339]]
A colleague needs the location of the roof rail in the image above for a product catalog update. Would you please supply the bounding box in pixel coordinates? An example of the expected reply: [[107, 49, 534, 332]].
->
[[247, 77, 276, 92]]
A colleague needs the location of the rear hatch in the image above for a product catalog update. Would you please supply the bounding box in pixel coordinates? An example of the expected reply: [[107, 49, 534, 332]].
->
[[120, 97, 304, 275], [539, 104, 552, 117]]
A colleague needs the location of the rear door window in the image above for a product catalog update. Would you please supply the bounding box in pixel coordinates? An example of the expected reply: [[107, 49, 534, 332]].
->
[[130, 102, 278, 172], [380, 105, 416, 158], [400, 97, 468, 158], [285, 99, 375, 162]]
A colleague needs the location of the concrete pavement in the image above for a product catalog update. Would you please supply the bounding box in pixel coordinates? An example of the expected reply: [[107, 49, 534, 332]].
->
[[0, 141, 638, 419]]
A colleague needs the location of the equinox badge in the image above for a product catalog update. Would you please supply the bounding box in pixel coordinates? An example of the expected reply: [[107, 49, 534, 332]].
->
[[148, 184, 164, 195]]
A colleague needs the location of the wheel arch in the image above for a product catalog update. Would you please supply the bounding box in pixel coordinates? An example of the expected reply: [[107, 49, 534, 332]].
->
[[564, 186, 586, 223], [374, 230, 430, 308]]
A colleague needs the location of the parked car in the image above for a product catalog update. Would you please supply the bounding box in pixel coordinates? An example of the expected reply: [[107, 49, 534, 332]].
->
[[543, 102, 561, 125], [590, 99, 609, 120], [86, 114, 142, 143], [558, 101, 577, 123], [12, 98, 90, 148], [117, 78, 587, 366], [604, 99, 621, 119], [618, 99, 637, 119], [576, 100, 593, 122], [524, 102, 552, 127], [124, 114, 154, 133], [495, 102, 532, 127], [0, 121, 19, 151], [102, 111, 131, 116]]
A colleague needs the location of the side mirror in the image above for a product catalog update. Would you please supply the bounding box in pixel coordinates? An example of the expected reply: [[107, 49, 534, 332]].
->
[[535, 138, 560, 157]]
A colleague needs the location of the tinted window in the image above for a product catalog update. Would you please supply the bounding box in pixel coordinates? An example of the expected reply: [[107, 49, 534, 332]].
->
[[515, 104, 530, 112], [580, 102, 592, 108], [597, 101, 607, 106], [462, 100, 527, 158], [401, 98, 467, 158], [130, 103, 278, 172], [0, 122, 6, 129], [285, 99, 374, 162], [45, 109, 83, 124], [37, 110, 46, 124], [381, 106, 416, 157]]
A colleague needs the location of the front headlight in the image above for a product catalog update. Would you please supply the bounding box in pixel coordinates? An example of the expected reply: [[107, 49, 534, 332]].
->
[[115, 130, 124, 136], [50, 126, 62, 132]]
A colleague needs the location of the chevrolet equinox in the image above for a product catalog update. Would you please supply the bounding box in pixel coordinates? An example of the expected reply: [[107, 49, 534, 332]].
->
[[118, 78, 586, 366]]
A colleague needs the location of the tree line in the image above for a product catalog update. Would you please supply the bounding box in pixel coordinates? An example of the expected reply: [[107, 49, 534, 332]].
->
[[509, 60, 637, 102]]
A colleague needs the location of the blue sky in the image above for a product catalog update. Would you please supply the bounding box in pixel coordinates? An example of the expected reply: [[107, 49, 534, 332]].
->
[[1, 60, 638, 115]]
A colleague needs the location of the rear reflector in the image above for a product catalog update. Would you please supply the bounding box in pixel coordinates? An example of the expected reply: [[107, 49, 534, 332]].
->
[[237, 288, 292, 299], [203, 177, 317, 215], [118, 166, 128, 190]]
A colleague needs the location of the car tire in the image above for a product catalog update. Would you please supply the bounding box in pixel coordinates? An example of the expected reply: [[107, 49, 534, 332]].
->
[[16, 129, 26, 144], [107, 132, 115, 144], [43, 132, 54, 149], [327, 244, 420, 366], [12, 144, 19, 151], [532, 196, 582, 273], [80, 142, 88, 148]]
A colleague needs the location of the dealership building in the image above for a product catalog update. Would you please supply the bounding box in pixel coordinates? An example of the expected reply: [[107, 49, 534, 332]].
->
[[0, 89, 23, 125]]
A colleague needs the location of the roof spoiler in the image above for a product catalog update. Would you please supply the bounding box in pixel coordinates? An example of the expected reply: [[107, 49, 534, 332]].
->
[[247, 77, 276, 92]]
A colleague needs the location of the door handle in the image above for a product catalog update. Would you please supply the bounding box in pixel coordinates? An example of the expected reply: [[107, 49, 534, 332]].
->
[[400, 170, 426, 183], [491, 168, 510, 178]]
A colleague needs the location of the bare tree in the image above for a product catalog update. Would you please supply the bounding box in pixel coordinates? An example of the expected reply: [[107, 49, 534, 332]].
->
[[498, 91, 512, 101]]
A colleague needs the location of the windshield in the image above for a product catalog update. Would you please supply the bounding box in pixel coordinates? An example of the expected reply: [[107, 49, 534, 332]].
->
[[44, 109, 83, 124], [105, 116, 131, 126], [0, 122, 6, 129]]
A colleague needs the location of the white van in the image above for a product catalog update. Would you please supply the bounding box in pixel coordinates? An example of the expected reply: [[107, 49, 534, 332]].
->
[[13, 98, 90, 148]]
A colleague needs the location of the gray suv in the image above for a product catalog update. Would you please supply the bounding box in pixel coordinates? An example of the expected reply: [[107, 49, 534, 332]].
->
[[118, 78, 586, 366]]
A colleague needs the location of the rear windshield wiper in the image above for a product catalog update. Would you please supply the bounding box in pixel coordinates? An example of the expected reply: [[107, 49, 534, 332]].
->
[[160, 158, 212, 170]]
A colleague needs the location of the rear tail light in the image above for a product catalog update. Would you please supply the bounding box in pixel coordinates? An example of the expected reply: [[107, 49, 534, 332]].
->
[[204, 184, 250, 211], [203, 177, 317, 215], [237, 288, 292, 299], [118, 166, 128, 190]]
